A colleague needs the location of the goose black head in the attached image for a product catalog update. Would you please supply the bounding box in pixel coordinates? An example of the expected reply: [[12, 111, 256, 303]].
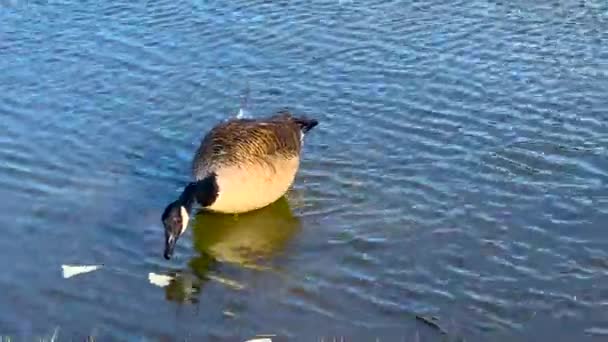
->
[[160, 177, 218, 260], [161, 200, 190, 260]]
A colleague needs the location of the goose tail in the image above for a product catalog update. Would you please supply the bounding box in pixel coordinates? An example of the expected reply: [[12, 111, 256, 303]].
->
[[294, 116, 319, 134]]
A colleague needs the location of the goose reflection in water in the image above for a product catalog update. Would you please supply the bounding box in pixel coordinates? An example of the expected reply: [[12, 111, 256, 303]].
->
[[162, 196, 301, 303]]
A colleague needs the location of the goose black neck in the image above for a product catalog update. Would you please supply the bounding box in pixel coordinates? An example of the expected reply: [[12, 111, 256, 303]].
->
[[177, 182, 197, 213], [177, 173, 219, 210]]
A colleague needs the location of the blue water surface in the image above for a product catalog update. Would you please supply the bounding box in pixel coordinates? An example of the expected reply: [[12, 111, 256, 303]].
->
[[1, 0, 608, 340]]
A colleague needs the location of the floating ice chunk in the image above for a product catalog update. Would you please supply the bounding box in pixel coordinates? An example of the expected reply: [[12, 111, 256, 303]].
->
[[61, 264, 102, 278], [148, 272, 174, 287]]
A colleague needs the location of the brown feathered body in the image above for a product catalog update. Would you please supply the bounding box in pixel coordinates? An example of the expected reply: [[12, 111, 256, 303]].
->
[[191, 111, 318, 214]]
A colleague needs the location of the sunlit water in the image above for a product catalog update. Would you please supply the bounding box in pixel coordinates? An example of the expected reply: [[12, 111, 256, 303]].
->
[[1, 0, 608, 340]]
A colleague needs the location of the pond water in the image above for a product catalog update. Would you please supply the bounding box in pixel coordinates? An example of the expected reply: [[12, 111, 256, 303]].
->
[[1, 0, 608, 340]]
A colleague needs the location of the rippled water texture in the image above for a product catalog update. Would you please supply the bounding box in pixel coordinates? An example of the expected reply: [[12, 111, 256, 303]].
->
[[1, 0, 608, 340]]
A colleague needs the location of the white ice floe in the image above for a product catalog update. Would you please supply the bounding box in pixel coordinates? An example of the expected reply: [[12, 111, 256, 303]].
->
[[148, 272, 174, 287], [61, 264, 102, 279]]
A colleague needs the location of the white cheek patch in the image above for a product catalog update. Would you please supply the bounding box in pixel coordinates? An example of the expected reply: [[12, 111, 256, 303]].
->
[[180, 206, 190, 234]]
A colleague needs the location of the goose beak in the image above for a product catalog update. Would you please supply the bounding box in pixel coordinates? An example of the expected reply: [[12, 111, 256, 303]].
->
[[161, 201, 188, 260], [164, 233, 177, 260]]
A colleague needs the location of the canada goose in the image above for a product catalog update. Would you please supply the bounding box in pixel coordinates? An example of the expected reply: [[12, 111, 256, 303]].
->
[[161, 110, 318, 259]]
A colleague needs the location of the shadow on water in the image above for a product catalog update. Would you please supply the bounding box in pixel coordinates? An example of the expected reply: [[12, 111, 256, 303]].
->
[[162, 197, 301, 303]]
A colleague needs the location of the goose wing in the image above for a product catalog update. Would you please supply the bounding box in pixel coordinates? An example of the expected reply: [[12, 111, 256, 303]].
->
[[192, 113, 307, 179]]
